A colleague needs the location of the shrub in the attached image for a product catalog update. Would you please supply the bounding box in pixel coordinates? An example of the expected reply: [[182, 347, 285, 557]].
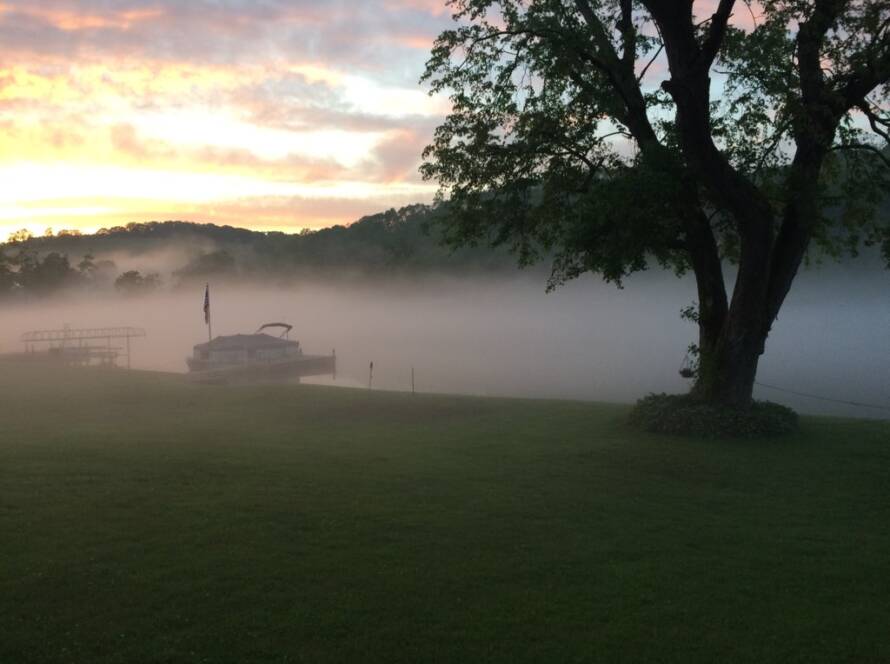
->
[[629, 393, 798, 438]]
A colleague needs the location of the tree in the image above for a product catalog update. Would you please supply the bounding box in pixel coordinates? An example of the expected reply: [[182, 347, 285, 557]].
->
[[114, 270, 161, 296], [93, 259, 119, 285], [0, 251, 16, 296], [78, 253, 96, 276], [7, 229, 32, 244], [174, 250, 237, 283], [16, 251, 78, 294], [422, 0, 890, 406]]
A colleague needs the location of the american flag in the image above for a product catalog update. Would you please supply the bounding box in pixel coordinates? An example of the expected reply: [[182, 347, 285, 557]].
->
[[203, 283, 210, 325]]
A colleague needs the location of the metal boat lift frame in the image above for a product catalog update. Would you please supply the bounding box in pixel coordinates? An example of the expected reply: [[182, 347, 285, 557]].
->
[[21, 326, 147, 369]]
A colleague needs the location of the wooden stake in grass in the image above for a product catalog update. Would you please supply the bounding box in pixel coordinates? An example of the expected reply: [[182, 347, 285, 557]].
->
[[368, 361, 374, 390]]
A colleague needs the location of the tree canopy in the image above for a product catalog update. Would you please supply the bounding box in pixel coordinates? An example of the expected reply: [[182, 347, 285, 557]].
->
[[422, 0, 890, 405]]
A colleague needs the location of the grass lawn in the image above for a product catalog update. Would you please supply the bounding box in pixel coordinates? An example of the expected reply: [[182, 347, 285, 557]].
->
[[1, 359, 889, 663]]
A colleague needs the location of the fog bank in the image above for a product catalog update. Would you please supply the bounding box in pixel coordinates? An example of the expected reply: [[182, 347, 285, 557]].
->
[[2, 264, 888, 419]]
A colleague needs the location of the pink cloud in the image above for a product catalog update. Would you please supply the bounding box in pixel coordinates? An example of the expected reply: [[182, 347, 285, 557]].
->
[[108, 123, 354, 183]]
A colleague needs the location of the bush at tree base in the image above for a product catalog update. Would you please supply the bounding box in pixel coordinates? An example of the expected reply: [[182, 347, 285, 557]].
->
[[629, 394, 798, 438]]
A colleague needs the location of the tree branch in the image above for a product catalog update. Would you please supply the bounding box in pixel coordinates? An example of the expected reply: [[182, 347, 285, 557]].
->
[[830, 143, 890, 170], [796, 0, 846, 107], [753, 114, 794, 176], [618, 0, 637, 68], [573, 0, 626, 72], [762, 0, 851, 326], [839, 45, 890, 113], [637, 24, 665, 84], [700, 0, 736, 67], [858, 101, 890, 143], [571, 0, 659, 146]]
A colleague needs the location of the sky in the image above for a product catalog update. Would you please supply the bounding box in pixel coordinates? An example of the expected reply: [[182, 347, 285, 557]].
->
[[0, 1, 754, 240], [0, 0, 457, 238]]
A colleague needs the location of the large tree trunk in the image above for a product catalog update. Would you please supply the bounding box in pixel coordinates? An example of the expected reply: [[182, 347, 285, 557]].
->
[[687, 210, 776, 408], [692, 323, 766, 406], [692, 147, 829, 408], [636, 0, 852, 410]]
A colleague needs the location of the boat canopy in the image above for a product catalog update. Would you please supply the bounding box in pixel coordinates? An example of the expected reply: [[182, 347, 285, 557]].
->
[[255, 322, 293, 338]]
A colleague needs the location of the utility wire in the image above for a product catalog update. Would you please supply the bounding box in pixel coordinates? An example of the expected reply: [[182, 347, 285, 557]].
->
[[754, 381, 890, 413]]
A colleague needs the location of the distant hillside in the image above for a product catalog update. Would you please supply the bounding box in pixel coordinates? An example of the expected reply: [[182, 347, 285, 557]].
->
[[2, 193, 885, 300], [0, 204, 527, 296]]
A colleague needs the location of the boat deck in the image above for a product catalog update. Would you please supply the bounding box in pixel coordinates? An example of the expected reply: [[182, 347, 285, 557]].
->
[[188, 353, 336, 385]]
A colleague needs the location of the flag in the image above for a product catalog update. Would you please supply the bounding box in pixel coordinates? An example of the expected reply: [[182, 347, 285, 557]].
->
[[203, 283, 210, 325]]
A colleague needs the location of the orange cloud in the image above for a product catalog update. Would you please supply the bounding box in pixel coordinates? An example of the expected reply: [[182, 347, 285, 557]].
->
[[0, 1, 454, 238], [392, 34, 437, 50]]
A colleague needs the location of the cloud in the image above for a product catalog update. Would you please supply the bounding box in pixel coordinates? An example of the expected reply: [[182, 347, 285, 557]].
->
[[0, 0, 776, 240], [364, 128, 433, 183], [0, 1, 457, 236], [0, 4, 164, 32], [108, 122, 356, 183], [0, 1, 451, 75]]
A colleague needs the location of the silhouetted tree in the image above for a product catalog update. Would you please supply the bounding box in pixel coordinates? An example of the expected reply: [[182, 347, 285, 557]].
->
[[93, 259, 119, 285], [0, 252, 16, 297], [16, 251, 78, 294], [174, 250, 237, 282], [78, 253, 96, 276], [422, 0, 890, 406], [114, 270, 161, 296], [7, 229, 32, 244]]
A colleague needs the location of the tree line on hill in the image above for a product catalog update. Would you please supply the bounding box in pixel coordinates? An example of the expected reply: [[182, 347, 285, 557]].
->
[[0, 204, 520, 299]]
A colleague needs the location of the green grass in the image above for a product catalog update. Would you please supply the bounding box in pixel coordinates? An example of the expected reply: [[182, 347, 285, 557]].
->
[[1, 359, 889, 663]]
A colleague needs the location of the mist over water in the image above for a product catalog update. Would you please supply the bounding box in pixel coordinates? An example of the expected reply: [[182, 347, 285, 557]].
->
[[2, 262, 888, 419]]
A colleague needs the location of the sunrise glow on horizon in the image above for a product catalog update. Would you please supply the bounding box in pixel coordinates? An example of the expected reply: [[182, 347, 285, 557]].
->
[[0, 0, 455, 240], [0, 1, 751, 241]]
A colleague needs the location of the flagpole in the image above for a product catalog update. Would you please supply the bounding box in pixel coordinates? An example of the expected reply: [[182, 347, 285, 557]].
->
[[205, 283, 213, 346]]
